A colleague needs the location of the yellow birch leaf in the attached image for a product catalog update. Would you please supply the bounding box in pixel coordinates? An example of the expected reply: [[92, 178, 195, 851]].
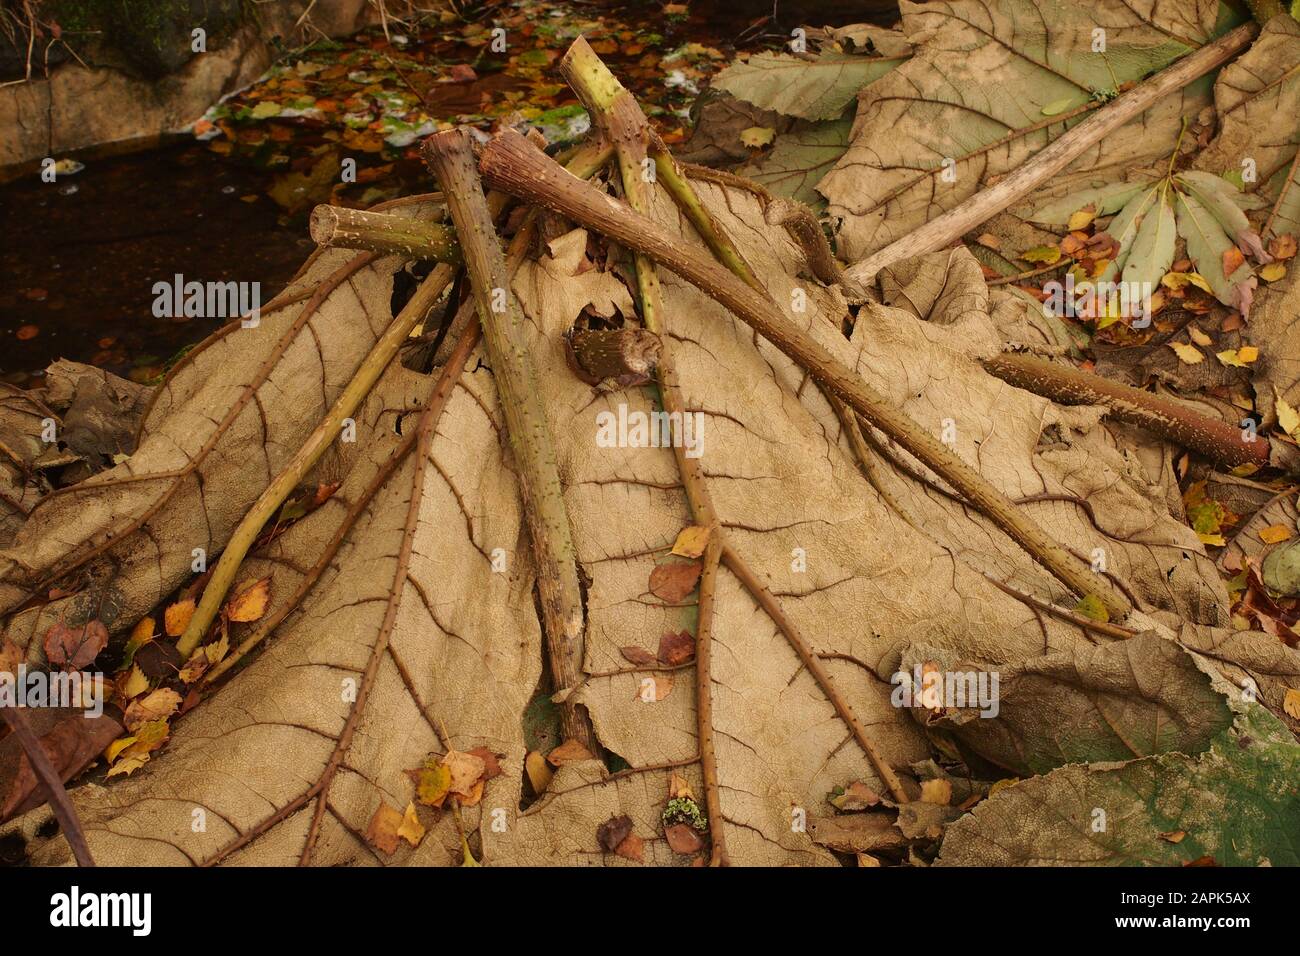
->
[[1169, 342, 1204, 365], [1259, 525, 1294, 544]]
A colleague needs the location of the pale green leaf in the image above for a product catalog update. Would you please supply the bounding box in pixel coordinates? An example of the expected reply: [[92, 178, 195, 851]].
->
[[713, 51, 905, 121]]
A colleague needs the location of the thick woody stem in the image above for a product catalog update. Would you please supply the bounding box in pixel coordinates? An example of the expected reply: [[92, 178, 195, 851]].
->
[[178, 263, 458, 657], [422, 128, 596, 750], [564, 37, 913, 812], [562, 37, 729, 858], [309, 205, 462, 264], [479, 128, 1133, 620], [983, 352, 1273, 470]]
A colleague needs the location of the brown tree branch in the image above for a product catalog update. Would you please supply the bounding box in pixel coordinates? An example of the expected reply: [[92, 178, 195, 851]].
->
[[423, 128, 596, 751], [983, 351, 1278, 471]]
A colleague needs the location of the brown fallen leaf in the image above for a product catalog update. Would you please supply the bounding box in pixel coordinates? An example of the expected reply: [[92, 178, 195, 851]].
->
[[657, 630, 695, 666], [467, 746, 503, 781], [634, 673, 674, 702], [365, 801, 404, 854], [830, 780, 882, 812], [0, 707, 123, 820], [1284, 689, 1300, 720], [614, 832, 645, 863], [597, 813, 633, 852], [122, 688, 182, 732], [668, 770, 694, 801], [648, 559, 702, 603], [225, 577, 270, 623], [0, 638, 22, 676], [1159, 829, 1187, 843], [547, 739, 595, 767], [664, 822, 704, 855], [443, 748, 486, 798], [619, 645, 658, 666], [42, 619, 108, 671]]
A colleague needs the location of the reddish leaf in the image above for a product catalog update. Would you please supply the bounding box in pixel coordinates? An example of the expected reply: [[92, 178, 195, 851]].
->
[[42, 619, 108, 671], [620, 645, 658, 666], [597, 813, 633, 852], [657, 630, 695, 666], [648, 560, 702, 603], [0, 708, 124, 821]]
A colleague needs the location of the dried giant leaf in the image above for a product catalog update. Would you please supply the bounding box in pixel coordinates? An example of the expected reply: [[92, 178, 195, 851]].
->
[[1, 179, 1276, 867], [938, 706, 1300, 866], [901, 634, 1234, 776], [1194, 14, 1300, 241], [0, 202, 449, 658], [712, 51, 905, 122]]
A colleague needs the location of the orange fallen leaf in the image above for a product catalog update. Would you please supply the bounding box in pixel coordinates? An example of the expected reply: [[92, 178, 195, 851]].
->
[[547, 739, 595, 767], [1259, 524, 1294, 544], [397, 802, 425, 847], [365, 801, 403, 854], [164, 598, 196, 637], [225, 576, 270, 623]]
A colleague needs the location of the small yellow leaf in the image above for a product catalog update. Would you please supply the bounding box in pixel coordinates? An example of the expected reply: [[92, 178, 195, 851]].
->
[[1169, 341, 1204, 365], [1216, 348, 1252, 368], [525, 750, 553, 794], [1276, 393, 1300, 437], [120, 664, 149, 700], [104, 736, 138, 763], [1066, 207, 1095, 231], [1258, 262, 1286, 282], [106, 752, 150, 778], [397, 802, 426, 847], [1284, 689, 1300, 720], [1197, 532, 1227, 546], [1020, 245, 1061, 265], [739, 126, 775, 148], [671, 525, 711, 558], [225, 576, 270, 623], [1187, 272, 1213, 293], [416, 762, 452, 806], [1073, 594, 1110, 622], [1259, 524, 1294, 544], [205, 633, 230, 664], [1189, 326, 1213, 347], [129, 617, 155, 644], [164, 598, 196, 637], [920, 778, 952, 805]]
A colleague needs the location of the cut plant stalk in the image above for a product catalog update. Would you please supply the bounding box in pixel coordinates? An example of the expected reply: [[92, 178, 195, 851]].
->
[[479, 128, 1134, 621], [838, 22, 1259, 294], [309, 205, 462, 263], [983, 351, 1281, 472], [563, 36, 734, 857], [422, 127, 596, 751], [562, 35, 914, 812], [177, 262, 458, 657]]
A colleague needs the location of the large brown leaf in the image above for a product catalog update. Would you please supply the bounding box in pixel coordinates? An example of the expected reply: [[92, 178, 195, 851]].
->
[[3, 178, 1285, 867]]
